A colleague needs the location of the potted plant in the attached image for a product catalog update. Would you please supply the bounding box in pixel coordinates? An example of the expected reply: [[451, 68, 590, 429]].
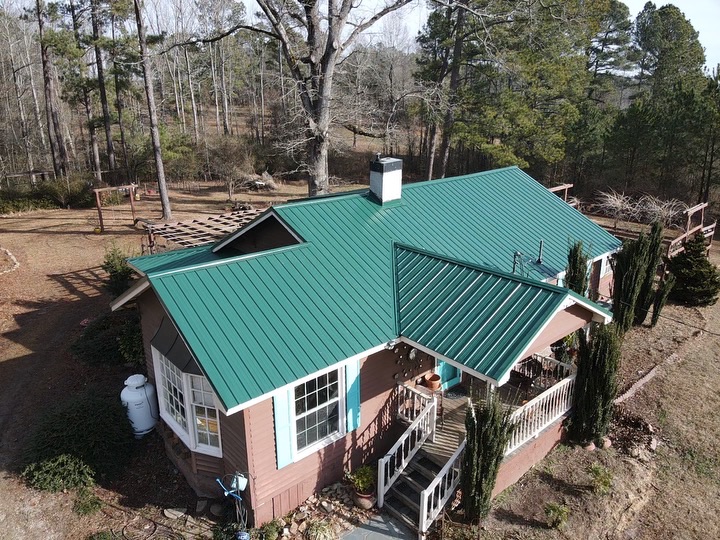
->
[[346, 465, 376, 509]]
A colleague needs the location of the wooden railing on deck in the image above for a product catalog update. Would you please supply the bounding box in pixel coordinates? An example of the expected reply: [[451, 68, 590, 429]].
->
[[419, 438, 466, 537], [377, 391, 437, 509], [505, 374, 576, 455], [396, 382, 434, 424]]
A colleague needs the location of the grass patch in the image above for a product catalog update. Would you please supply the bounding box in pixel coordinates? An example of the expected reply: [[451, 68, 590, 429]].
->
[[74, 487, 103, 515], [588, 463, 613, 495], [544, 502, 570, 529], [680, 446, 718, 481]]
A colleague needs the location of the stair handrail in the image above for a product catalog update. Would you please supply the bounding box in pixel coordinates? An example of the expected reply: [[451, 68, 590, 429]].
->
[[396, 382, 434, 424], [377, 394, 437, 508], [418, 437, 466, 536]]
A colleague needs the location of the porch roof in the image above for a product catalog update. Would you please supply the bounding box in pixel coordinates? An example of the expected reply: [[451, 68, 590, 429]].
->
[[396, 245, 610, 385]]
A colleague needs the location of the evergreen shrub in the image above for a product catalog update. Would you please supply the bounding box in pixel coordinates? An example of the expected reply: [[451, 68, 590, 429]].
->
[[23, 391, 134, 484], [666, 233, 720, 306]]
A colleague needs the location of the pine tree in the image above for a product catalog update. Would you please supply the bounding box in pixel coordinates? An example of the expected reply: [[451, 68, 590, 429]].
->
[[634, 222, 664, 325], [569, 324, 621, 444], [461, 395, 515, 521], [666, 233, 720, 306], [565, 241, 590, 296]]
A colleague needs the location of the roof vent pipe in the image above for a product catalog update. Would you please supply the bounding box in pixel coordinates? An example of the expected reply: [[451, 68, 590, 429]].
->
[[369, 155, 403, 204], [537, 240, 544, 264]]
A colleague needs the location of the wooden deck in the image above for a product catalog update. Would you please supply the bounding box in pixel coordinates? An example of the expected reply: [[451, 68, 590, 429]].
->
[[421, 383, 532, 464]]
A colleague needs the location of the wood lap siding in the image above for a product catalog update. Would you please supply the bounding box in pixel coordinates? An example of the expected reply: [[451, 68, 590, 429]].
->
[[137, 290, 165, 379], [192, 452, 223, 475], [245, 349, 409, 525]]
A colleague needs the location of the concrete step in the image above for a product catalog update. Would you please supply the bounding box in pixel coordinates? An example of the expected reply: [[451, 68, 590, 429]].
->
[[383, 494, 419, 533]]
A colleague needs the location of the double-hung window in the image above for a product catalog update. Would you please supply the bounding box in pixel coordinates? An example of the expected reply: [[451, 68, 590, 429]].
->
[[154, 350, 222, 457], [294, 370, 342, 452], [274, 360, 361, 469]]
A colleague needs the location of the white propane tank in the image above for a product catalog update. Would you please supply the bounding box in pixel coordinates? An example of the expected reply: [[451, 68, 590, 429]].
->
[[121, 374, 159, 438]]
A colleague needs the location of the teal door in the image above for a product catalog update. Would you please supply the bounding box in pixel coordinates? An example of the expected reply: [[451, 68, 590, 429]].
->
[[435, 359, 462, 390]]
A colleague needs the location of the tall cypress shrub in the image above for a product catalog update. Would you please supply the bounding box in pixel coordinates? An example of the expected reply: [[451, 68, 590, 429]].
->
[[565, 241, 590, 296], [461, 396, 515, 521], [612, 234, 651, 335], [651, 273, 676, 327], [569, 324, 621, 444], [634, 222, 664, 325]]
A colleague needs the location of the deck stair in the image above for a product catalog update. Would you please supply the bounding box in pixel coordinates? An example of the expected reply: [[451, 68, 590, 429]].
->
[[383, 451, 445, 533]]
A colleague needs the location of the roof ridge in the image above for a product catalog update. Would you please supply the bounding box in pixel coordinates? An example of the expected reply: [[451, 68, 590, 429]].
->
[[402, 165, 520, 191]]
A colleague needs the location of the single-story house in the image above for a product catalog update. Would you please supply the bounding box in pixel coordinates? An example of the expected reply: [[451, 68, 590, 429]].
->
[[112, 160, 621, 534]]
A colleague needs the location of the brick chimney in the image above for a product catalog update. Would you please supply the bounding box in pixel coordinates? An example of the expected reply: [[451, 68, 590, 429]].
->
[[369, 154, 403, 204]]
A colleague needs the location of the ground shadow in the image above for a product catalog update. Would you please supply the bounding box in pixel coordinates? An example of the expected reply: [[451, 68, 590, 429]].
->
[[537, 470, 591, 497], [493, 507, 548, 528]]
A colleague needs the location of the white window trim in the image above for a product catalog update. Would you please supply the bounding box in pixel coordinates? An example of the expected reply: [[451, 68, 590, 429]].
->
[[290, 367, 347, 462], [152, 348, 223, 458]]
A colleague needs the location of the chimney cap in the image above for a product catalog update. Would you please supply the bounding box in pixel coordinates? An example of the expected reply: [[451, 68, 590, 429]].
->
[[370, 156, 402, 174]]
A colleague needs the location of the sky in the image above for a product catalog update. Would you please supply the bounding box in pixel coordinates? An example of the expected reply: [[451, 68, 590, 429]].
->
[[623, 0, 720, 71]]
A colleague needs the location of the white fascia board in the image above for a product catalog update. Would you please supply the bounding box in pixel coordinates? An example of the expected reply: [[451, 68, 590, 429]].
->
[[399, 336, 500, 387], [223, 342, 388, 416], [110, 277, 150, 311]]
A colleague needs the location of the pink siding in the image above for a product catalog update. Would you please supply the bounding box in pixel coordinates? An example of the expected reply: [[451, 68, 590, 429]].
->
[[525, 304, 593, 354], [598, 272, 613, 300], [244, 349, 414, 525], [493, 420, 564, 496]]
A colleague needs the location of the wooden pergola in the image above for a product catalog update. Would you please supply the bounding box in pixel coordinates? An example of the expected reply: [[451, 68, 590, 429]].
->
[[140, 208, 264, 253]]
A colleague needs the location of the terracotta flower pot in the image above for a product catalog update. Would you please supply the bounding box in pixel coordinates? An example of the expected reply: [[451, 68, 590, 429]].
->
[[353, 491, 376, 510], [425, 374, 441, 391]]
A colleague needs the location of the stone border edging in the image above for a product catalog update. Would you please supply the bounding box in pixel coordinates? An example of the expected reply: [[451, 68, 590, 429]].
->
[[615, 353, 681, 404], [0, 247, 19, 275]]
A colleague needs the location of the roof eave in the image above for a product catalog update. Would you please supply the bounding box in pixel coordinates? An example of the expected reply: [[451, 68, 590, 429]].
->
[[110, 277, 151, 311]]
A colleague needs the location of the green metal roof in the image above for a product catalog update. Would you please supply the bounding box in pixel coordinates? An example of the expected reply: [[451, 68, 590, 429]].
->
[[395, 245, 607, 383], [127, 166, 621, 411], [129, 244, 222, 275]]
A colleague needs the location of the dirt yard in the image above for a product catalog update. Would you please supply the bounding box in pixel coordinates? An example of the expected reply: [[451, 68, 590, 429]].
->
[[1, 183, 719, 539]]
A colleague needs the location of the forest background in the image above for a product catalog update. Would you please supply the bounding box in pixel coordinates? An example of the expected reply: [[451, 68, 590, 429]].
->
[[1, 0, 718, 220]]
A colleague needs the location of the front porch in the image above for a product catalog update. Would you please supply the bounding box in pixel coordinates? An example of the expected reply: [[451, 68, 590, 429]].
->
[[377, 353, 576, 539]]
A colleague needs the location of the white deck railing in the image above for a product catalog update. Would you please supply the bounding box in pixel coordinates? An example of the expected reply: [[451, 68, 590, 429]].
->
[[505, 373, 576, 455], [419, 438, 466, 537], [396, 382, 434, 424], [377, 393, 437, 508]]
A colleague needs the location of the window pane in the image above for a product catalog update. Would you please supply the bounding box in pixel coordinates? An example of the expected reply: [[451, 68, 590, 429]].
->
[[198, 432, 209, 445], [293, 368, 343, 452]]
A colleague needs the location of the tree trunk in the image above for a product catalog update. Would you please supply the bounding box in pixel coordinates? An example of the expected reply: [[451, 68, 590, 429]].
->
[[111, 15, 130, 175], [134, 0, 171, 220], [4, 20, 35, 181], [210, 44, 221, 134], [307, 134, 329, 197], [185, 47, 199, 143], [91, 0, 116, 171], [219, 43, 230, 135], [70, 0, 102, 184], [35, 0, 66, 178], [438, 4, 465, 179]]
